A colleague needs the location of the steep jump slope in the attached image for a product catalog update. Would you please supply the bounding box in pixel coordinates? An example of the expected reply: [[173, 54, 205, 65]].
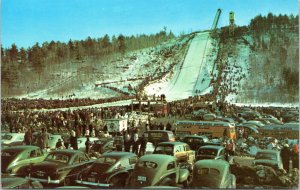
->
[[145, 31, 214, 101]]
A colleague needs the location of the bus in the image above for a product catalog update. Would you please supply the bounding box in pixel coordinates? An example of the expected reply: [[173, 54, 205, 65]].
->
[[257, 123, 299, 139], [175, 120, 236, 140]]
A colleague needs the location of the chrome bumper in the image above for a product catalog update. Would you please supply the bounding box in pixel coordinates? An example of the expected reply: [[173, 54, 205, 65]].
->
[[75, 180, 110, 187], [25, 176, 60, 184]]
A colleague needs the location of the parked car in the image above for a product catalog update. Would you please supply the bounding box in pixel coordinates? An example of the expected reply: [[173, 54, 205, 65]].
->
[[153, 142, 195, 165], [126, 154, 191, 188], [196, 145, 226, 161], [144, 130, 175, 146], [181, 135, 209, 151], [1, 174, 43, 189], [253, 149, 283, 170], [1, 145, 47, 174], [88, 138, 115, 158], [191, 159, 236, 188], [16, 149, 94, 186], [243, 120, 265, 128], [75, 152, 137, 188], [1, 133, 25, 145]]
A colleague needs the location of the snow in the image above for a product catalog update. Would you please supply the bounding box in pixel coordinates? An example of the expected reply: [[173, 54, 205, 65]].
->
[[144, 31, 215, 101]]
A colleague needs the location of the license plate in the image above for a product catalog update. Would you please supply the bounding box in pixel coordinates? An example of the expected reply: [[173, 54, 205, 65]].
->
[[36, 171, 45, 177], [137, 176, 147, 182], [88, 177, 95, 182]]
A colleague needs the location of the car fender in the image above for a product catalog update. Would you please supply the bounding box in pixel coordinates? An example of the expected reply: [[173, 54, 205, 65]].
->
[[107, 170, 131, 182], [178, 168, 189, 183]]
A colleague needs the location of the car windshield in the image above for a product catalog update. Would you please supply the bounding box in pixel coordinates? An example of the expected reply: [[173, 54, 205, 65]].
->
[[199, 149, 218, 156], [154, 145, 173, 155], [45, 153, 70, 164], [96, 157, 117, 164], [137, 161, 158, 169], [255, 153, 277, 160], [2, 135, 13, 140]]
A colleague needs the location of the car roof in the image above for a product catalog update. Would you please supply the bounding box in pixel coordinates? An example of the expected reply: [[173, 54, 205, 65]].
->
[[199, 145, 224, 150], [194, 159, 229, 171], [157, 142, 187, 146], [2, 145, 40, 151], [183, 135, 207, 139], [49, 149, 84, 156], [3, 133, 25, 135], [146, 130, 173, 133], [139, 154, 175, 163], [102, 151, 136, 159], [256, 149, 279, 154]]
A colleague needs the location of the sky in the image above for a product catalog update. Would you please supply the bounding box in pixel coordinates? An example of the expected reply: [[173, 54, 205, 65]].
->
[[2, 0, 299, 48]]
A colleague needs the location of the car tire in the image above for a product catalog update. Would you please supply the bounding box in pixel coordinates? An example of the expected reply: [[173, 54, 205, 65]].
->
[[64, 177, 71, 186], [183, 175, 192, 188], [159, 177, 173, 186]]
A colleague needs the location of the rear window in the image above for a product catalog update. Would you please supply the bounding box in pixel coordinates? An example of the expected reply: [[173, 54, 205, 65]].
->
[[2, 135, 12, 140], [137, 161, 157, 169], [198, 148, 218, 156], [45, 153, 70, 164], [255, 152, 277, 160], [96, 157, 117, 164], [154, 145, 173, 155], [197, 168, 220, 175]]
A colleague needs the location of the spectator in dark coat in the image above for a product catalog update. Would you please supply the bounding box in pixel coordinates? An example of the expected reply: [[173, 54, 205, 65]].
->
[[280, 144, 291, 172], [85, 137, 92, 154], [166, 122, 172, 131], [139, 135, 147, 157], [70, 131, 78, 150], [24, 128, 33, 145]]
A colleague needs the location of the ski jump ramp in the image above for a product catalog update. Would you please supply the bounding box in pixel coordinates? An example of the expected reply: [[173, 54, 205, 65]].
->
[[145, 31, 213, 101]]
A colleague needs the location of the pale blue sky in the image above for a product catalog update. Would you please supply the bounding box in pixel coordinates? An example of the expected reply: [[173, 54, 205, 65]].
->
[[2, 0, 298, 48]]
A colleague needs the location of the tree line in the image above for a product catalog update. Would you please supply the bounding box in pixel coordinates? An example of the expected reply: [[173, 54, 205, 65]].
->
[[1, 29, 175, 66]]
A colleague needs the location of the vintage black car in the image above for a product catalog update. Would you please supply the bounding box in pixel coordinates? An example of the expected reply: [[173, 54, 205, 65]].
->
[[1, 174, 43, 189], [181, 135, 209, 151], [2, 145, 46, 174], [89, 138, 115, 158], [16, 149, 94, 186], [191, 159, 236, 188], [75, 151, 137, 188], [196, 145, 226, 161], [126, 154, 191, 188]]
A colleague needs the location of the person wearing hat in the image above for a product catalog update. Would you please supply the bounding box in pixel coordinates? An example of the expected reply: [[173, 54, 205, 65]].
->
[[280, 143, 291, 172]]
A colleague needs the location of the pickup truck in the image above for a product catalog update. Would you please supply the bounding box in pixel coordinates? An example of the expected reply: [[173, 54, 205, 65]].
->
[[153, 142, 195, 165]]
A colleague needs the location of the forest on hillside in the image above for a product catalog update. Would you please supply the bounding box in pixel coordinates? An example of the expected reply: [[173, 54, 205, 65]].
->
[[218, 13, 299, 103]]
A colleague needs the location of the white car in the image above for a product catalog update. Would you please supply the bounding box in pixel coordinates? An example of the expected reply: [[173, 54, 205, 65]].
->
[[1, 133, 25, 145]]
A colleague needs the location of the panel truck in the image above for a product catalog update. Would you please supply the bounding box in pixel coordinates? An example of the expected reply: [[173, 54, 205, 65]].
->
[[175, 120, 236, 140], [104, 118, 128, 135]]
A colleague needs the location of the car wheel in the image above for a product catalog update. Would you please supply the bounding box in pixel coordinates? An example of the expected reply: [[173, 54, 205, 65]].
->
[[159, 177, 173, 186], [183, 175, 192, 188], [64, 177, 71, 186]]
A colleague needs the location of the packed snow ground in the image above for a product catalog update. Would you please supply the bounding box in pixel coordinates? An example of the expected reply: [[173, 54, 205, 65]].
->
[[144, 31, 216, 101]]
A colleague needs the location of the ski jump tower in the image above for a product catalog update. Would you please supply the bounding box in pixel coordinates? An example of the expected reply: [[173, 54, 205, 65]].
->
[[229, 11, 235, 36]]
